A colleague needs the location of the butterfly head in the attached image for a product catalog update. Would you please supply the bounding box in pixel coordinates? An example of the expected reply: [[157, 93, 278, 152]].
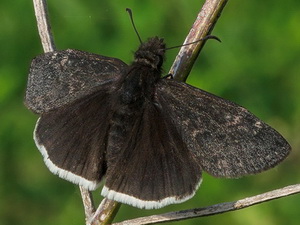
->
[[134, 37, 166, 70]]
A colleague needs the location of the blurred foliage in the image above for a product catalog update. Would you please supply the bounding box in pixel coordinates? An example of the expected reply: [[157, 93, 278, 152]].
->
[[0, 0, 299, 225]]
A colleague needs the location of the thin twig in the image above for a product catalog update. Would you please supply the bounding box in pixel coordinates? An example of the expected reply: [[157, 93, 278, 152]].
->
[[113, 184, 300, 225], [169, 0, 228, 81], [90, 199, 121, 225], [32, 1, 98, 224], [32, 0, 56, 52], [80, 186, 96, 224]]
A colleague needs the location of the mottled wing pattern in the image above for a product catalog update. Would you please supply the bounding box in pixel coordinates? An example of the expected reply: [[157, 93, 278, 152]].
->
[[156, 79, 291, 178], [102, 101, 202, 209], [25, 49, 127, 114]]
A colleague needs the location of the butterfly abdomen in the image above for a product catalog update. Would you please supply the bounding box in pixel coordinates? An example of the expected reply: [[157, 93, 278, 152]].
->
[[106, 70, 146, 160]]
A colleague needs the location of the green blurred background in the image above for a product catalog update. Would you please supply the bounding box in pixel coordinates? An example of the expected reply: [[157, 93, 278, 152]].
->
[[1, 0, 299, 224]]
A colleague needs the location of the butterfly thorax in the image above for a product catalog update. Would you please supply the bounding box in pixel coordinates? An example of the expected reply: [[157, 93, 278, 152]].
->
[[116, 37, 166, 107]]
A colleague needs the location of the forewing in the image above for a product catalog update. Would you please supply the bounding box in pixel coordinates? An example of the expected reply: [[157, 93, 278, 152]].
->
[[34, 90, 112, 190], [25, 49, 127, 114], [156, 79, 291, 178], [102, 102, 202, 209]]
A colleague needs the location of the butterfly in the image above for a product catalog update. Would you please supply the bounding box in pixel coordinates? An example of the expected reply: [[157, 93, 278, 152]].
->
[[25, 36, 291, 209]]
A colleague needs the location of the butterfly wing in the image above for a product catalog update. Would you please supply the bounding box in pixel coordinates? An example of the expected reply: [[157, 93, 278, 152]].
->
[[34, 90, 114, 190], [102, 101, 202, 209], [156, 79, 291, 178], [25, 49, 127, 114], [29, 49, 128, 190]]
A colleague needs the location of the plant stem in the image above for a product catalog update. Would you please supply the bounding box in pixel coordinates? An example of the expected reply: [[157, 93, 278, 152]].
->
[[169, 0, 228, 82]]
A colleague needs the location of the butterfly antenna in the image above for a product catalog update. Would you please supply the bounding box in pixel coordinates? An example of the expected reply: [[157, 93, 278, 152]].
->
[[165, 35, 221, 51], [126, 8, 143, 44]]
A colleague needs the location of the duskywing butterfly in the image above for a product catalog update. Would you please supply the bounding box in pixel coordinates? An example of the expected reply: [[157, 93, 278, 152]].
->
[[25, 36, 291, 209]]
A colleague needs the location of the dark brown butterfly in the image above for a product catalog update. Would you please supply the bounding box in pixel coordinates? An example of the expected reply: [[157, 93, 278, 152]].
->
[[25, 36, 291, 209]]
